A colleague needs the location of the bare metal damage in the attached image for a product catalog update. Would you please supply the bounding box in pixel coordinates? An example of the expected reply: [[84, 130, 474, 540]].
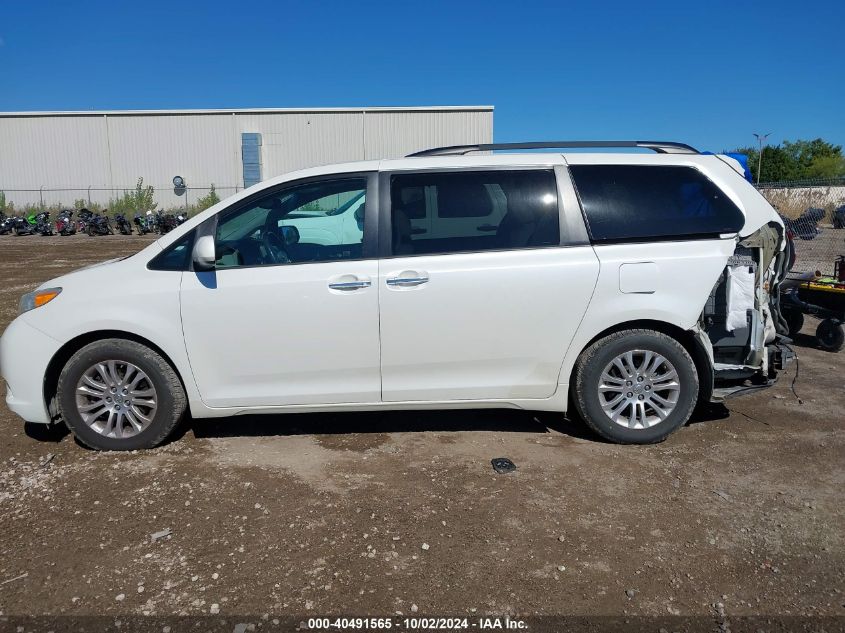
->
[[699, 222, 791, 401]]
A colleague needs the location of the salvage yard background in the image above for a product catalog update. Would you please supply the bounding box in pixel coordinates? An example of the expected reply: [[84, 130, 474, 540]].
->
[[0, 235, 842, 625]]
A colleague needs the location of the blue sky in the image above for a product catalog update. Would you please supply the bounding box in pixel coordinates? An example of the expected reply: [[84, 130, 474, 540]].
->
[[1, 0, 842, 152]]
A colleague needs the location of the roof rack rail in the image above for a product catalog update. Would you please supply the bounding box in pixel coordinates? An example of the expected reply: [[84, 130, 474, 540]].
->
[[407, 140, 699, 157]]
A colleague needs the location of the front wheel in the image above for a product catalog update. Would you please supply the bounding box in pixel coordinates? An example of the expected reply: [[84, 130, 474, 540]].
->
[[57, 339, 187, 450], [573, 329, 699, 444]]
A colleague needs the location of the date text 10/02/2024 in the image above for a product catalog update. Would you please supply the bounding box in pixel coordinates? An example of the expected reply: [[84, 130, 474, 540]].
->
[[306, 617, 528, 630]]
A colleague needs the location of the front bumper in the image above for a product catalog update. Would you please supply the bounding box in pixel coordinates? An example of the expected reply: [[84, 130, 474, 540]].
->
[[0, 317, 61, 424]]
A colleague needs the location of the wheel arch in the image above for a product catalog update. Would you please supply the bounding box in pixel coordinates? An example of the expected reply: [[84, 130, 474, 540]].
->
[[567, 319, 713, 404], [43, 330, 191, 423]]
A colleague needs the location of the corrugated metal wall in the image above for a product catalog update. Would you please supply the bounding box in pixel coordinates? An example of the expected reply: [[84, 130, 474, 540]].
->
[[0, 107, 493, 208]]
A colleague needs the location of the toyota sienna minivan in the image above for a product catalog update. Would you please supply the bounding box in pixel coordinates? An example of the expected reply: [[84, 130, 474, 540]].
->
[[0, 141, 794, 450]]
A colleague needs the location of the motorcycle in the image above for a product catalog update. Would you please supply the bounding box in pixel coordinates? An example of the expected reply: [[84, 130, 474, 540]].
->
[[0, 212, 15, 235], [114, 213, 133, 235], [133, 212, 153, 234], [86, 212, 114, 236], [14, 213, 37, 236], [158, 213, 180, 234], [56, 210, 76, 235], [34, 211, 54, 236], [150, 211, 164, 234], [783, 207, 826, 241], [152, 211, 185, 234], [76, 208, 94, 234]]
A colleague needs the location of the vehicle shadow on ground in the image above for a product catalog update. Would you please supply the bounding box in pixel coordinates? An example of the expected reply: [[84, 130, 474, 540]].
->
[[185, 403, 734, 444], [24, 421, 70, 444], [23, 402, 736, 448], [792, 331, 826, 351], [188, 408, 599, 442]]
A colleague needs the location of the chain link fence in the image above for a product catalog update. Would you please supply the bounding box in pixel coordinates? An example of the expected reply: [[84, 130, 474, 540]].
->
[[756, 177, 845, 276], [0, 184, 243, 219], [2, 178, 843, 276]]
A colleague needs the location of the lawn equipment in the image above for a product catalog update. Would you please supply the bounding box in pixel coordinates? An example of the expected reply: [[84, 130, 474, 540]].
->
[[781, 256, 845, 352]]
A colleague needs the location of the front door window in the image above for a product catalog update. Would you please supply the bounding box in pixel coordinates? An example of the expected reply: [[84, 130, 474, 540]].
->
[[215, 178, 368, 268]]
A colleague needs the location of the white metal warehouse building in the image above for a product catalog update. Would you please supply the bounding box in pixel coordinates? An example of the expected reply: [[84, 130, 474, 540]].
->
[[0, 106, 493, 209]]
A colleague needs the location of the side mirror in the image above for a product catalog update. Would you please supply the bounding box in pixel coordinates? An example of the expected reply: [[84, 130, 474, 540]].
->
[[192, 234, 216, 271], [279, 224, 300, 246]]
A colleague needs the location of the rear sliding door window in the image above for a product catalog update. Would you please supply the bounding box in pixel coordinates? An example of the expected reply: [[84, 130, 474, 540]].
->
[[389, 170, 559, 256], [570, 165, 744, 242]]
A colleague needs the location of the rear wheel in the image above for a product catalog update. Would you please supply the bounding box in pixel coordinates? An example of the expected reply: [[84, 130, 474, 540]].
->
[[57, 339, 186, 450], [573, 329, 699, 444]]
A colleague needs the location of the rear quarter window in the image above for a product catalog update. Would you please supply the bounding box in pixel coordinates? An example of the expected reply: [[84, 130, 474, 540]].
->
[[570, 165, 744, 242]]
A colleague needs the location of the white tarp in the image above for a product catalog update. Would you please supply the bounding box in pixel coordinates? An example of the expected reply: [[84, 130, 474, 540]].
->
[[726, 266, 755, 332]]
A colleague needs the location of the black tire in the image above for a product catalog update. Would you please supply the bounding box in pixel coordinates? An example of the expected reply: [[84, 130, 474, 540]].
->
[[816, 319, 844, 352], [573, 329, 699, 444], [57, 339, 186, 450], [784, 309, 804, 337]]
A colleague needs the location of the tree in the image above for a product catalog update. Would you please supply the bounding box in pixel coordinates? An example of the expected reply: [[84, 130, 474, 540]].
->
[[783, 139, 842, 177], [730, 138, 845, 183], [194, 184, 221, 213], [110, 178, 156, 216]]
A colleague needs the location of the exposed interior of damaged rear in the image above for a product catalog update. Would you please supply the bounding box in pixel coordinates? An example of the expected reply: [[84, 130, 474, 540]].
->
[[697, 161, 794, 401]]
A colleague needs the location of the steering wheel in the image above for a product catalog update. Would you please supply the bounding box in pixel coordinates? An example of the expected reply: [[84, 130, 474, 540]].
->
[[261, 229, 290, 264]]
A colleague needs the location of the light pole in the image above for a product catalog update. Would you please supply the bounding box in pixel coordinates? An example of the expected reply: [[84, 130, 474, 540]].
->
[[753, 132, 771, 184]]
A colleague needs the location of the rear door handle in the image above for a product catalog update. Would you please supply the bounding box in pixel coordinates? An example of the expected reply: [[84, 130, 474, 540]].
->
[[477, 224, 498, 232], [386, 276, 429, 287], [329, 280, 371, 290]]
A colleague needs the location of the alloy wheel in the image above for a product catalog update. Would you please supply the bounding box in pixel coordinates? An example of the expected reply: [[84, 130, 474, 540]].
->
[[74, 360, 158, 438], [597, 350, 680, 429]]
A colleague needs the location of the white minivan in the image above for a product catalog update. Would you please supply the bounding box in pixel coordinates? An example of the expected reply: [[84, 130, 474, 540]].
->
[[0, 141, 794, 450]]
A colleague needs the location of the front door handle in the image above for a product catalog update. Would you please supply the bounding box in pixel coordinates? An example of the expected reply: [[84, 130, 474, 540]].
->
[[477, 223, 498, 232], [328, 277, 372, 291], [386, 276, 429, 287]]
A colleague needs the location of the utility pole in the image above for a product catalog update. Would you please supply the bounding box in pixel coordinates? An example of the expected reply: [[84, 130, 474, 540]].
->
[[753, 132, 771, 184]]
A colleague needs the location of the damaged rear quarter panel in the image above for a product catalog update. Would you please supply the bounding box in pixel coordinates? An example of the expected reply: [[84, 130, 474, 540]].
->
[[556, 238, 736, 389]]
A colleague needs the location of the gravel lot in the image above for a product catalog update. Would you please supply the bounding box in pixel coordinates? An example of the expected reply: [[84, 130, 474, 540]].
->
[[0, 235, 842, 631]]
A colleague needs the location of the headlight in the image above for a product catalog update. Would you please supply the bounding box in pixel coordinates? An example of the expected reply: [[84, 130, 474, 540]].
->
[[19, 287, 62, 314]]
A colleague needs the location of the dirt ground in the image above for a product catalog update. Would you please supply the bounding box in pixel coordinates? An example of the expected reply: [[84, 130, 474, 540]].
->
[[0, 235, 842, 631]]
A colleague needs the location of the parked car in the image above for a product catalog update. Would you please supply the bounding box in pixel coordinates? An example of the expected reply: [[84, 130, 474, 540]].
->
[[0, 140, 794, 450]]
